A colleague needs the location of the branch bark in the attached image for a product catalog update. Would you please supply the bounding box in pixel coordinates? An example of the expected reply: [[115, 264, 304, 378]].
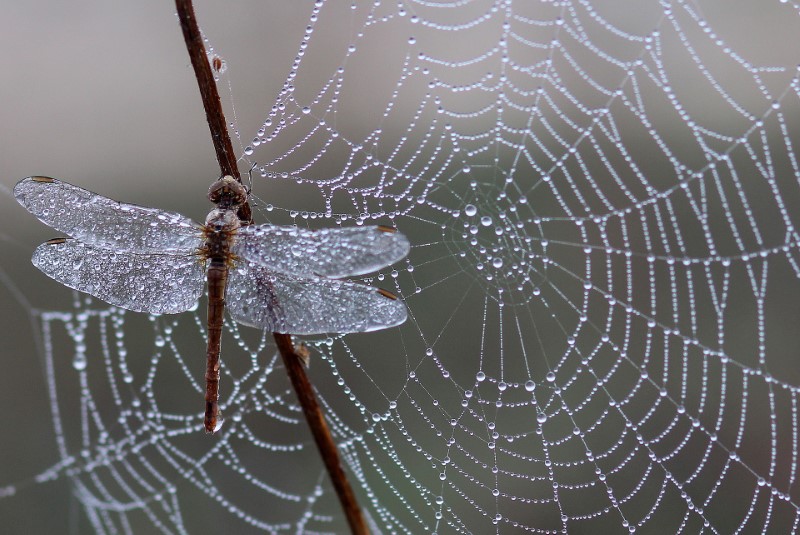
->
[[175, 0, 238, 179], [274, 334, 369, 535], [174, 2, 368, 533]]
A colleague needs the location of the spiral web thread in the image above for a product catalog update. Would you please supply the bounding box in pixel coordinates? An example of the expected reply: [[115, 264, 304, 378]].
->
[[4, 0, 800, 533]]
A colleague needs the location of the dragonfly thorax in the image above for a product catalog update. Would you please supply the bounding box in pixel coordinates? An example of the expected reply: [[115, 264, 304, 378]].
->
[[202, 209, 239, 264], [204, 208, 240, 232]]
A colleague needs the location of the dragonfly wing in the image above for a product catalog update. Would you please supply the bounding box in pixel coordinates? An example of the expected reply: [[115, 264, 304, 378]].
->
[[14, 176, 203, 254], [233, 225, 410, 278], [227, 262, 407, 334], [32, 238, 205, 314]]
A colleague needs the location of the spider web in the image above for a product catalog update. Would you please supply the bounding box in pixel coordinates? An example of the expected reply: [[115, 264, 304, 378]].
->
[[3, 0, 800, 533]]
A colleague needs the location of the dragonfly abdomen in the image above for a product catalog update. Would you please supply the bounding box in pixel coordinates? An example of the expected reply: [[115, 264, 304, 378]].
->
[[204, 256, 228, 433], [202, 214, 239, 434]]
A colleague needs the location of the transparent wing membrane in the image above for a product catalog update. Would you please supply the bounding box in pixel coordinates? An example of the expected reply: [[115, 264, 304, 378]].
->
[[233, 224, 410, 278], [227, 262, 407, 334], [14, 177, 203, 253], [32, 239, 205, 314]]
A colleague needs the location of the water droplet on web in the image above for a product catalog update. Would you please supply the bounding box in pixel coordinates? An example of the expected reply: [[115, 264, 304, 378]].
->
[[525, 380, 535, 392], [546, 372, 556, 382], [244, 146, 254, 155], [464, 204, 477, 217], [476, 371, 486, 382], [480, 216, 492, 226], [492, 258, 503, 268], [537, 413, 547, 424], [302, 106, 311, 114], [72, 355, 87, 371]]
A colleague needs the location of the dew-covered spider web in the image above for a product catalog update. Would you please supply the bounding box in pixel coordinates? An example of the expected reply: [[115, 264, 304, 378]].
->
[[4, 0, 800, 533]]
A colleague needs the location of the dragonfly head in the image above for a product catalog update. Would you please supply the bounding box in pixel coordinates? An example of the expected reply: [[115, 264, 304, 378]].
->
[[208, 175, 247, 209]]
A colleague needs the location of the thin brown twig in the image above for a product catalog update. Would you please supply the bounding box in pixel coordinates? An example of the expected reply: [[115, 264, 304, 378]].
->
[[174, 1, 368, 533], [274, 334, 369, 535], [175, 0, 238, 179]]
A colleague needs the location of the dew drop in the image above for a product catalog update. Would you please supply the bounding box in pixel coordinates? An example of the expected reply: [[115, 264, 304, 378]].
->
[[72, 355, 87, 371], [464, 204, 477, 217], [480, 215, 492, 226]]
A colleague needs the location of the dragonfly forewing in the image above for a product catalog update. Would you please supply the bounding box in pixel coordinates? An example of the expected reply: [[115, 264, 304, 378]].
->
[[15, 177, 203, 254], [33, 238, 205, 314], [227, 262, 407, 334], [233, 225, 410, 278]]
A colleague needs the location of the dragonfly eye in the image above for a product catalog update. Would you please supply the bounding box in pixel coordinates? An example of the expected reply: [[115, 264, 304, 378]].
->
[[208, 175, 247, 206]]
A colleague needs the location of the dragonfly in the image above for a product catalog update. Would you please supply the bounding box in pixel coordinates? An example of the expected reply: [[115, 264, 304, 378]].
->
[[14, 175, 409, 433]]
